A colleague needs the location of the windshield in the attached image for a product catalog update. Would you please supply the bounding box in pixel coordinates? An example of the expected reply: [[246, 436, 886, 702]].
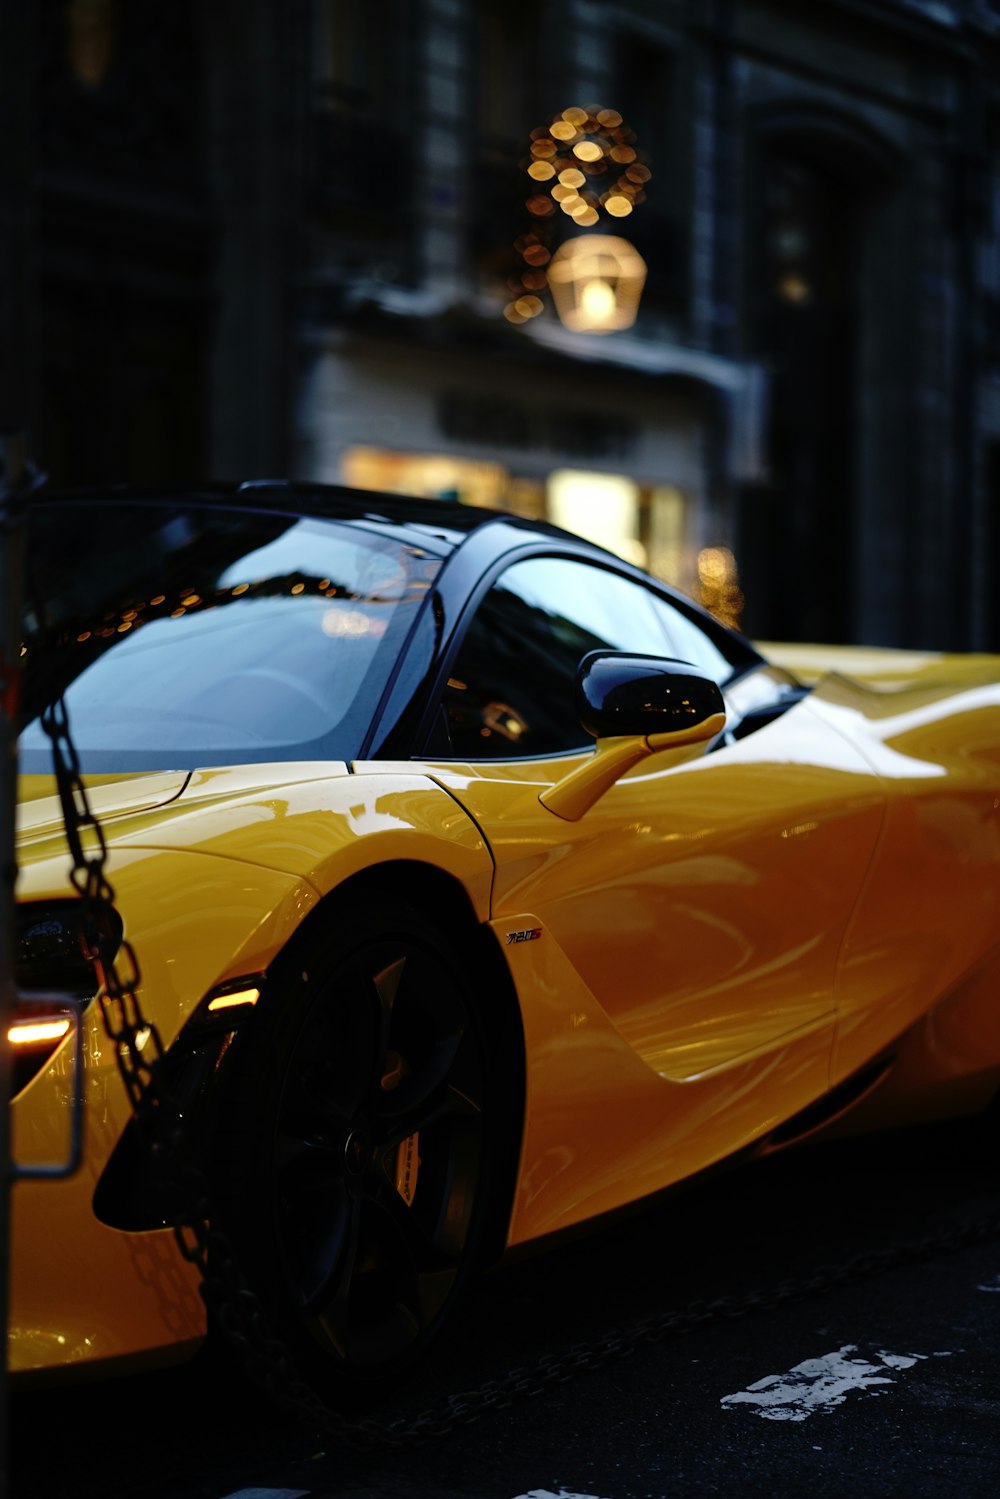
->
[[19, 502, 441, 773]]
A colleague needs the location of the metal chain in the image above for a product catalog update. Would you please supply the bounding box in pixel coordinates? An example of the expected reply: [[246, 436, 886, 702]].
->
[[39, 693, 1000, 1451], [38, 695, 376, 1447]]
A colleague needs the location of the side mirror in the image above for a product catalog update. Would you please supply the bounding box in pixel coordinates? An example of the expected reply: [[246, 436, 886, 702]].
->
[[576, 651, 726, 740], [540, 652, 726, 821]]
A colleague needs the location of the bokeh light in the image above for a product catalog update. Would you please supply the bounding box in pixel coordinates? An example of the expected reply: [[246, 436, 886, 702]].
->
[[509, 107, 651, 328]]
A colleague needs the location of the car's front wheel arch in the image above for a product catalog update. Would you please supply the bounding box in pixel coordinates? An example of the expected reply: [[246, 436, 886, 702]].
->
[[211, 859, 524, 1387], [273, 859, 525, 1267]]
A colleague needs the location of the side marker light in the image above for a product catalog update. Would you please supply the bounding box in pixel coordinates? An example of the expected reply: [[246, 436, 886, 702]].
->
[[8, 1018, 73, 1047], [206, 987, 260, 1013]]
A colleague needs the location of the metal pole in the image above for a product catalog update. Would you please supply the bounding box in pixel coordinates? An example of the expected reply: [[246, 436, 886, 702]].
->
[[0, 434, 29, 1499], [0, 0, 35, 1484]]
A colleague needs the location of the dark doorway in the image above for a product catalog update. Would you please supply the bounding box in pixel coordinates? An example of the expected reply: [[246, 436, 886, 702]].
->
[[740, 145, 861, 644]]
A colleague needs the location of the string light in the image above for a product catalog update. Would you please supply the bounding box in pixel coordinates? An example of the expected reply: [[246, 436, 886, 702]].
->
[[504, 106, 652, 327]]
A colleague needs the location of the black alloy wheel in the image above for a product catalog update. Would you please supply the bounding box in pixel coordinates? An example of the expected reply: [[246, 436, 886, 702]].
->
[[221, 909, 491, 1384]]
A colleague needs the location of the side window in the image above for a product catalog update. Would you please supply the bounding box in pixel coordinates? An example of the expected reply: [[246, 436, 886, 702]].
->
[[439, 556, 680, 759], [647, 596, 735, 686]]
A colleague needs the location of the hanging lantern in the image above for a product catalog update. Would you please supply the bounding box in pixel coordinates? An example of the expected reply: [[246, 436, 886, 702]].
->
[[504, 107, 652, 328], [546, 235, 648, 333]]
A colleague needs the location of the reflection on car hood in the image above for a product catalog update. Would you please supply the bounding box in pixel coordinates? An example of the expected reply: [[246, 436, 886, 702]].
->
[[16, 770, 191, 841], [757, 641, 1000, 690], [15, 761, 350, 856]]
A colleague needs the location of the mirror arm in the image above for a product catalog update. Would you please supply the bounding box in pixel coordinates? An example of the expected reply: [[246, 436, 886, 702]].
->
[[539, 736, 652, 822], [539, 711, 726, 822]]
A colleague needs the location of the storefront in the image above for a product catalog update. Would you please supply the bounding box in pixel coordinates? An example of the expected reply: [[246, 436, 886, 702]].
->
[[294, 330, 764, 621]]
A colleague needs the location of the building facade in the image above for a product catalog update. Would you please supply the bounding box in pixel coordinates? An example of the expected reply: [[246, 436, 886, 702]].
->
[[7, 0, 1000, 649]]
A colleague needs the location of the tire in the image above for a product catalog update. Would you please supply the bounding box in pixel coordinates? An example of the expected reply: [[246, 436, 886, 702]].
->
[[216, 902, 494, 1388]]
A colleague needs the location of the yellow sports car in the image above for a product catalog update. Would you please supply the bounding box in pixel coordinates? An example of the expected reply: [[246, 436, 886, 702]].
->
[[10, 484, 1000, 1385]]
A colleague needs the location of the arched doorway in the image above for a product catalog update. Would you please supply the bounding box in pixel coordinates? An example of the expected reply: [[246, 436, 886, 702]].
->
[[738, 110, 897, 645]]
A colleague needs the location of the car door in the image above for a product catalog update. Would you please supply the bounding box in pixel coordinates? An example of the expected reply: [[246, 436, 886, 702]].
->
[[421, 554, 885, 1085]]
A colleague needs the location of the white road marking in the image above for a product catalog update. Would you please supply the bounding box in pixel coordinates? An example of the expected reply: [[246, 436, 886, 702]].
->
[[976, 1273, 1000, 1292], [220, 1490, 310, 1499], [720, 1343, 952, 1422], [512, 1490, 611, 1499]]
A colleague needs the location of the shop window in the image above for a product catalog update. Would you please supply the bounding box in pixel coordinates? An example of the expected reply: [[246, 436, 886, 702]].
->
[[341, 445, 544, 517], [547, 469, 644, 568], [647, 485, 691, 590]]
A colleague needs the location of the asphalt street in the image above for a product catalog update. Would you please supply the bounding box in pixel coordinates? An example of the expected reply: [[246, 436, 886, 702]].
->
[[10, 1121, 1000, 1499]]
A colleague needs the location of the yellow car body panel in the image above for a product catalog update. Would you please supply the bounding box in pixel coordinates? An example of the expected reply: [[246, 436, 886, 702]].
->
[[104, 764, 495, 919], [807, 673, 1000, 1085], [756, 641, 1000, 689], [363, 692, 884, 1244], [761, 662, 1000, 1123], [11, 764, 494, 1376], [485, 909, 835, 1245], [11, 662, 1000, 1375], [14, 488, 1000, 1386], [359, 658, 1000, 1243], [10, 841, 316, 1375]]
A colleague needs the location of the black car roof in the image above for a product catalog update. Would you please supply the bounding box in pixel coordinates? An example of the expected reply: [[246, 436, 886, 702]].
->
[[30, 479, 763, 670], [22, 477, 765, 743], [32, 479, 576, 555]]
